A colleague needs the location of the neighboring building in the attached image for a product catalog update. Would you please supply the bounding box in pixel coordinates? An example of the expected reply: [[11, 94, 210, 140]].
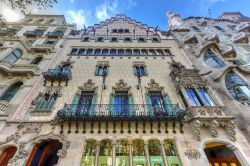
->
[[219, 12, 250, 22], [168, 11, 250, 164], [0, 13, 249, 166]]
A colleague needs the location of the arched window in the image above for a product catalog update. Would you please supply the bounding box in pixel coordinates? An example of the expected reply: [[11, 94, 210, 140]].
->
[[148, 139, 164, 165], [0, 82, 23, 102], [26, 140, 63, 166], [98, 139, 113, 165], [225, 71, 250, 105], [116, 140, 129, 165], [3, 49, 22, 63], [204, 48, 225, 68], [132, 139, 147, 165], [0, 146, 17, 165], [30, 57, 43, 65], [81, 139, 96, 166], [164, 140, 182, 165]]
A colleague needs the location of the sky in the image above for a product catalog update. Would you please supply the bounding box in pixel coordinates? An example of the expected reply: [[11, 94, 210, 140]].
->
[[0, 0, 250, 30]]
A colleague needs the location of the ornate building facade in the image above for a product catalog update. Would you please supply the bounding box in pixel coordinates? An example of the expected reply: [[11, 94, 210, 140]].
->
[[0, 13, 249, 166]]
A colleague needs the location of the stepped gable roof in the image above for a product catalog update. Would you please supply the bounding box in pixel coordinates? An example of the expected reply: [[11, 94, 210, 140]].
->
[[82, 14, 162, 38]]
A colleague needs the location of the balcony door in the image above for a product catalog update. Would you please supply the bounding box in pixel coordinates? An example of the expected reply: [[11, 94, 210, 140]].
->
[[115, 91, 129, 115], [149, 92, 165, 116], [77, 91, 94, 115]]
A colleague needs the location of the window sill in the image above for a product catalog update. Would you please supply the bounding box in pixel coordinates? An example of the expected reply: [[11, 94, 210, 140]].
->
[[30, 108, 52, 116]]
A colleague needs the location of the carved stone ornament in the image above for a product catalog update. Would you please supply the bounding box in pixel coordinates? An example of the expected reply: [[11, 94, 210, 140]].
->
[[8, 142, 28, 166], [169, 60, 207, 90], [0, 122, 42, 146], [184, 149, 201, 160], [146, 79, 164, 92], [112, 79, 131, 91], [79, 79, 98, 91], [30, 131, 70, 158]]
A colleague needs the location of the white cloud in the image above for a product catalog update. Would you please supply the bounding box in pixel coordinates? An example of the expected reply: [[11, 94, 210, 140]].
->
[[96, 0, 119, 21], [0, 3, 23, 22], [66, 10, 90, 28], [70, 0, 74, 3]]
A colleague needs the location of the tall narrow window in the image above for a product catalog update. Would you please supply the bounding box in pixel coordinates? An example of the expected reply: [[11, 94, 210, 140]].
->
[[76, 91, 94, 115], [98, 139, 113, 166], [78, 49, 85, 55], [198, 88, 215, 106], [149, 92, 166, 116], [3, 49, 22, 63], [148, 140, 165, 166], [96, 65, 108, 76], [204, 48, 225, 68], [164, 140, 182, 166], [133, 65, 147, 76], [35, 88, 60, 111], [116, 140, 129, 166], [185, 88, 202, 106], [132, 139, 147, 166], [0, 82, 23, 102], [81, 140, 96, 166], [115, 92, 129, 115]]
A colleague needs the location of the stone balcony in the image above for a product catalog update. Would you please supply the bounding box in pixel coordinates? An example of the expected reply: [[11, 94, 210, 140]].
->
[[203, 33, 219, 43], [0, 100, 8, 115], [42, 68, 72, 86], [232, 32, 248, 43], [185, 106, 236, 142], [219, 44, 236, 59], [0, 60, 40, 76], [183, 33, 198, 44], [236, 23, 250, 32], [171, 25, 190, 32]]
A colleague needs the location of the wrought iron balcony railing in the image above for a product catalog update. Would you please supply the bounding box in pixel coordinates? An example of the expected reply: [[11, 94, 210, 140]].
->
[[46, 31, 64, 38], [0, 28, 17, 36], [57, 104, 185, 121], [23, 30, 44, 37], [42, 68, 72, 86]]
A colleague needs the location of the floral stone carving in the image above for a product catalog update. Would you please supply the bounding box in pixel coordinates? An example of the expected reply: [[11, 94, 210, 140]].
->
[[185, 149, 201, 160]]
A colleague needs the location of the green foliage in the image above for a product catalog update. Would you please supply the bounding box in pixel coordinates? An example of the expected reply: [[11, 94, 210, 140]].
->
[[2, 0, 58, 13]]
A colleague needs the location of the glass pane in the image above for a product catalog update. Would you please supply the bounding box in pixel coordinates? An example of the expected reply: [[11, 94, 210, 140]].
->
[[13, 49, 22, 58], [115, 92, 129, 115], [204, 49, 225, 68], [198, 88, 214, 106], [132, 140, 147, 166], [116, 140, 129, 166], [148, 140, 164, 166], [98, 140, 113, 166], [81, 140, 96, 166], [185, 88, 202, 106], [149, 92, 165, 115], [164, 140, 182, 166], [4, 53, 18, 63], [0, 82, 23, 102], [78, 49, 85, 55], [76, 92, 94, 115]]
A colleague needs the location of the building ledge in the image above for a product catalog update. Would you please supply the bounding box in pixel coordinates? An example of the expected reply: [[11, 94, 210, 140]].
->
[[232, 32, 249, 43]]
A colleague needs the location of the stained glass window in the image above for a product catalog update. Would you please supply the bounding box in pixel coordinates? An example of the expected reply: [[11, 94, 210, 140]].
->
[[225, 71, 250, 105]]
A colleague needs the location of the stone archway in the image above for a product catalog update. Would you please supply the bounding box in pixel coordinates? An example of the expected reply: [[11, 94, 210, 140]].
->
[[204, 142, 241, 166], [0, 146, 17, 166]]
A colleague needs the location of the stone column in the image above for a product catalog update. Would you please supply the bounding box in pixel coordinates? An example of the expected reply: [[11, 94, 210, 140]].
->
[[128, 141, 133, 166], [112, 141, 116, 166], [144, 141, 151, 166], [95, 141, 100, 166], [160, 140, 168, 166]]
